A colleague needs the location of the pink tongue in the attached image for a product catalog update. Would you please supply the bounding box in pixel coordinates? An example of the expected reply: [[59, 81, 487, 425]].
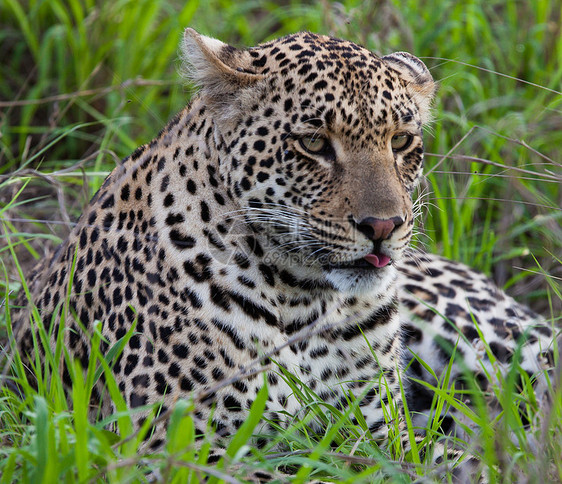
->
[[364, 253, 391, 268]]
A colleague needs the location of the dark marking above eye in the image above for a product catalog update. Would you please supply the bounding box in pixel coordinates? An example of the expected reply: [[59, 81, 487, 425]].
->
[[324, 108, 335, 127], [301, 115, 323, 127]]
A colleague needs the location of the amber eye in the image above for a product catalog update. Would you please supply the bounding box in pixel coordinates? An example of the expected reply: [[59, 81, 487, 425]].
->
[[391, 134, 413, 151], [298, 136, 329, 154]]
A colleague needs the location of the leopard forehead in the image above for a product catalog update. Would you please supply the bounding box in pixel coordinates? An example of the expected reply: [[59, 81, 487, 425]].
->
[[184, 31, 435, 136]]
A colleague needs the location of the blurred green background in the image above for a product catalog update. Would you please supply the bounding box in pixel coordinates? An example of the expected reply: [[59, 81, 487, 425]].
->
[[1, 0, 561, 315]]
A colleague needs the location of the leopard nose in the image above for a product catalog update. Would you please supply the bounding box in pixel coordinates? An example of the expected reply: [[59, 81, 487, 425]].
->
[[357, 216, 404, 241]]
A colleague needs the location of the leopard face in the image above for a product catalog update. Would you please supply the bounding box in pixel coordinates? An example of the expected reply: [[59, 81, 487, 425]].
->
[[183, 30, 435, 292]]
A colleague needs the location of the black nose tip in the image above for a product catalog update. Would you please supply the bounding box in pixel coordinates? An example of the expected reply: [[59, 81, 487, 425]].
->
[[357, 216, 404, 241]]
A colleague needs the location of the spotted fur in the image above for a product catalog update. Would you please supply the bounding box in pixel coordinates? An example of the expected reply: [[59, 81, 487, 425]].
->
[[11, 30, 556, 469]]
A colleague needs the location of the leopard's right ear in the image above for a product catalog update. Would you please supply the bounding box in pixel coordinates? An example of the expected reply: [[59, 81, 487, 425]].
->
[[382, 52, 436, 124], [181, 28, 265, 101]]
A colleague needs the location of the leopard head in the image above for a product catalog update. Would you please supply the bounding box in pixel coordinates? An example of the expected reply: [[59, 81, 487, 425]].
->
[[182, 29, 435, 291]]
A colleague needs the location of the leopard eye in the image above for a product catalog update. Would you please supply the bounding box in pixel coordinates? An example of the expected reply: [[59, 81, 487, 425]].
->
[[391, 134, 413, 152], [298, 136, 329, 154]]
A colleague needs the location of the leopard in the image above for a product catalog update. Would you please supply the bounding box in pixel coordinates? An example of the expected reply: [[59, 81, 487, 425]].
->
[[9, 29, 557, 478]]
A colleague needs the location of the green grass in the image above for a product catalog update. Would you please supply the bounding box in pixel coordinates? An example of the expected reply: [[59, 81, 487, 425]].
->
[[1, 283, 559, 482], [1, 0, 561, 482]]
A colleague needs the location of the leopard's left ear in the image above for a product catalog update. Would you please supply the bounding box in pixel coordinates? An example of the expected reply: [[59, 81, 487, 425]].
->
[[181, 28, 265, 102], [382, 52, 436, 124]]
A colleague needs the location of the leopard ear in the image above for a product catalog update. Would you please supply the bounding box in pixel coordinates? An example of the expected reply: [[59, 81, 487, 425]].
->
[[181, 28, 265, 101], [382, 52, 436, 123]]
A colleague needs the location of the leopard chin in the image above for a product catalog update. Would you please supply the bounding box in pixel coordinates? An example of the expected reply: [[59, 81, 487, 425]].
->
[[323, 262, 397, 294]]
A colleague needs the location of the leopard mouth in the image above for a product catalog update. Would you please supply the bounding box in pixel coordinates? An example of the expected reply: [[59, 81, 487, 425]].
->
[[323, 252, 392, 270]]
